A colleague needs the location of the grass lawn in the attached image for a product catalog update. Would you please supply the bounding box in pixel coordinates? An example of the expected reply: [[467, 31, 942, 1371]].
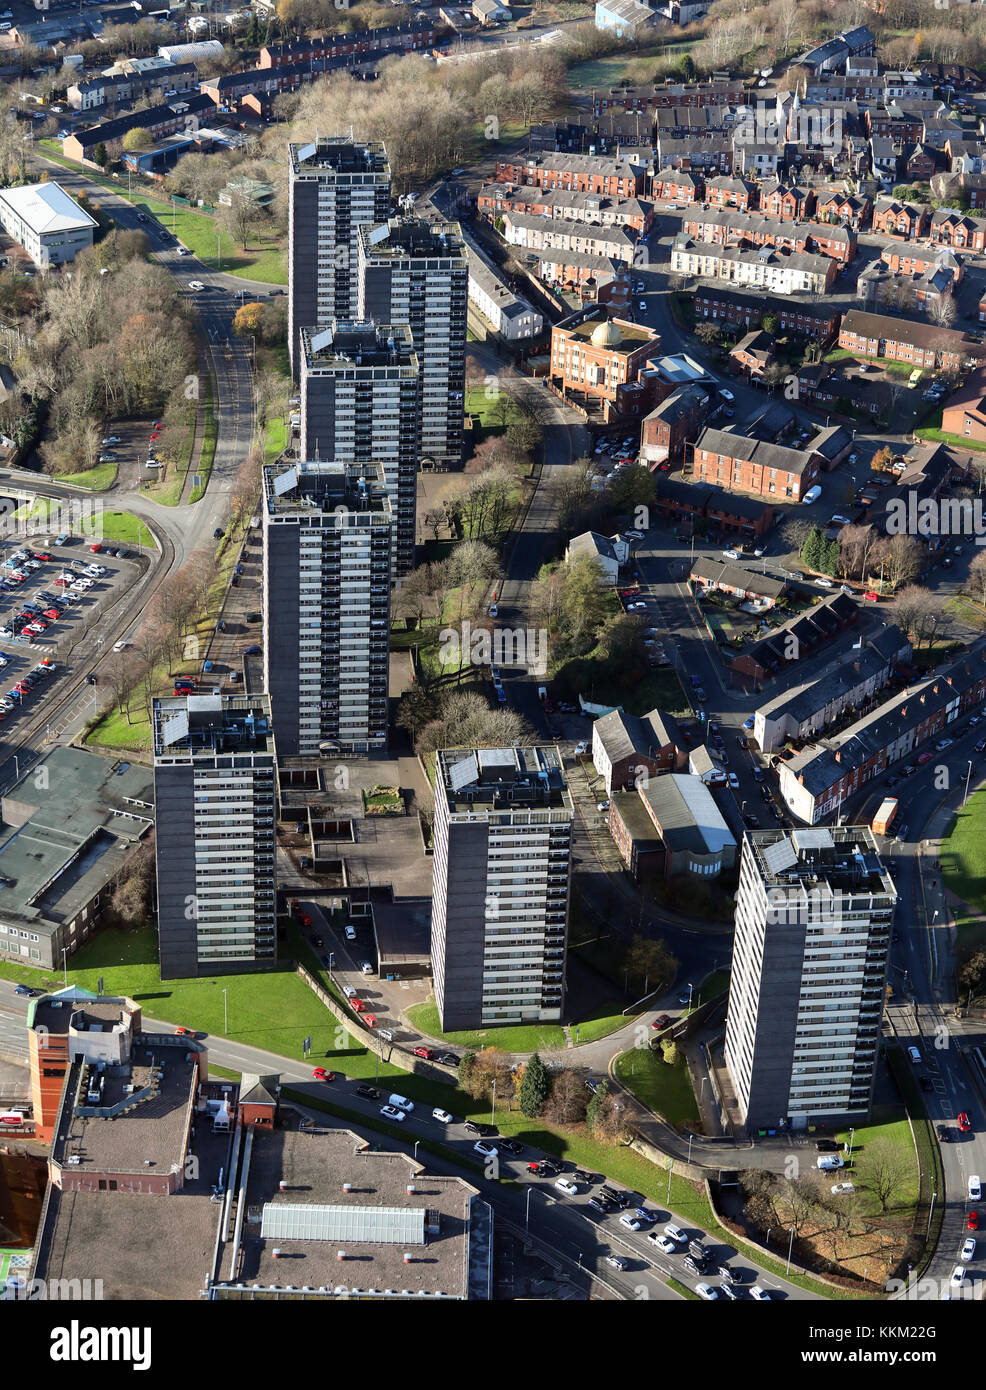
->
[[96, 510, 154, 548], [263, 415, 288, 463], [697, 969, 730, 1005], [824, 348, 917, 380], [831, 1117, 920, 1220], [571, 1003, 638, 1045], [614, 1046, 701, 1132], [592, 667, 691, 719], [915, 426, 986, 454], [942, 785, 986, 955], [188, 377, 216, 505], [405, 999, 567, 1052], [55, 462, 117, 491], [464, 384, 520, 433], [566, 44, 688, 91]]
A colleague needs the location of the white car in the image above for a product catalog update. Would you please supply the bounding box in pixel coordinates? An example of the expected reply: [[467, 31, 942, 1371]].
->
[[695, 1283, 718, 1300], [432, 1108, 453, 1124], [380, 1105, 406, 1122], [359, 961, 373, 975], [723, 549, 740, 560], [574, 741, 588, 755], [344, 924, 356, 941], [749, 1285, 771, 1300], [475, 1140, 498, 1158], [188, 280, 205, 291], [619, 1214, 644, 1231], [112, 640, 127, 652], [650, 1234, 678, 1254], [554, 1176, 579, 1195], [829, 515, 851, 527], [817, 1155, 844, 1171], [488, 604, 498, 618], [719, 389, 734, 402], [664, 1223, 687, 1243], [728, 773, 739, 789], [638, 301, 646, 312], [597, 801, 610, 813], [342, 985, 356, 999], [950, 1266, 966, 1288], [831, 1182, 855, 1195], [816, 577, 834, 588], [102, 435, 121, 445], [961, 1237, 976, 1263], [970, 1175, 982, 1202], [623, 530, 644, 541]]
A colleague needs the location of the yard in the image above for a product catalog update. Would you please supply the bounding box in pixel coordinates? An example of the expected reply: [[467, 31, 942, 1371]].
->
[[56, 462, 117, 491], [96, 510, 154, 549]]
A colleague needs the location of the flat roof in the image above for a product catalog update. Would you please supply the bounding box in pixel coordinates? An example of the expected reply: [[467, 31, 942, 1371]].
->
[[301, 320, 417, 371], [152, 694, 274, 759], [226, 1124, 478, 1297], [438, 746, 572, 815], [0, 747, 152, 936], [263, 460, 391, 519]]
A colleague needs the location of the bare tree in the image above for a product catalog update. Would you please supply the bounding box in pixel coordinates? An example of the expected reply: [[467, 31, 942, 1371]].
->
[[857, 1138, 912, 1212]]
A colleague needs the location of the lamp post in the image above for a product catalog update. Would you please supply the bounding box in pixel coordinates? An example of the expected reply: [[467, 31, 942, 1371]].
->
[[964, 759, 973, 805], [490, 1075, 496, 1127], [222, 987, 227, 1035], [786, 1225, 795, 1275]]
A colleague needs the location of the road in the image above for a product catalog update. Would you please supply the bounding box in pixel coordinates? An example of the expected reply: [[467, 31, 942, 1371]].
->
[[0, 976, 817, 1301]]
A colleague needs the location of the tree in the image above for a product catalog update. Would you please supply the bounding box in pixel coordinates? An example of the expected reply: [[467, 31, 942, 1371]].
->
[[929, 296, 957, 329], [761, 313, 780, 336], [801, 525, 825, 572], [872, 445, 894, 473], [93, 141, 109, 169], [959, 950, 986, 1004], [232, 301, 265, 337], [695, 322, 720, 348], [607, 462, 656, 514], [585, 1082, 630, 1143], [541, 1070, 589, 1125], [659, 1038, 679, 1066], [121, 127, 153, 152], [110, 839, 155, 924], [625, 935, 677, 995], [969, 549, 986, 606], [857, 1138, 912, 1212], [518, 1052, 552, 1118]]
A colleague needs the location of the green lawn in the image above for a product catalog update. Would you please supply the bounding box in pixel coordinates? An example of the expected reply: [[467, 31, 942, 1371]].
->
[[830, 1117, 920, 1220], [592, 666, 692, 719], [566, 43, 690, 91], [824, 348, 918, 380], [571, 1004, 638, 1045], [614, 1046, 701, 1132], [263, 415, 288, 463], [405, 999, 567, 1052], [96, 510, 154, 548], [465, 384, 521, 433], [56, 462, 117, 491], [915, 426, 986, 454], [942, 786, 986, 954]]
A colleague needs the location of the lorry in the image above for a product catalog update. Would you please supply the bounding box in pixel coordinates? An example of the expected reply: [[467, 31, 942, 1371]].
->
[[872, 797, 899, 836]]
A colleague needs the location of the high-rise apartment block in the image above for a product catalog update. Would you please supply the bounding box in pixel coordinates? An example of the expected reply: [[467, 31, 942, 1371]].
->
[[153, 694, 278, 980], [357, 217, 468, 471], [724, 826, 897, 1130], [262, 460, 392, 757], [288, 137, 391, 375], [431, 747, 573, 1031], [299, 320, 419, 576]]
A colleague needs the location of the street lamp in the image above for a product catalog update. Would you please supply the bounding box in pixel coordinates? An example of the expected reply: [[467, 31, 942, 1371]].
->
[[413, 1140, 420, 1161], [222, 987, 227, 1035], [964, 759, 973, 805], [786, 1225, 795, 1275]]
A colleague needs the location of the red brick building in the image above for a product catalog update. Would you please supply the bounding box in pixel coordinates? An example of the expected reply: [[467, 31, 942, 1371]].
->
[[494, 153, 645, 199], [640, 383, 710, 466], [550, 308, 660, 419], [704, 176, 756, 212], [729, 329, 775, 380], [941, 363, 986, 442], [693, 285, 840, 342], [760, 182, 815, 221], [838, 308, 976, 372], [681, 209, 856, 266], [652, 168, 702, 203], [592, 79, 744, 114], [692, 427, 821, 501], [930, 209, 986, 251], [871, 198, 930, 240], [814, 191, 872, 230]]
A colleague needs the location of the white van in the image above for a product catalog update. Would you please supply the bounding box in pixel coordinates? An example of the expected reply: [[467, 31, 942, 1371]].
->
[[378, 1028, 394, 1042], [388, 1093, 413, 1112], [908, 1046, 922, 1065]]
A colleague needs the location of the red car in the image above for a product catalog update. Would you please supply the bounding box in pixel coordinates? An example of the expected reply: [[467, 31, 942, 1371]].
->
[[351, 998, 365, 1012], [413, 1045, 434, 1060], [19, 628, 33, 638], [958, 1112, 972, 1133], [175, 1026, 194, 1037], [32, 552, 51, 561], [863, 591, 880, 602], [916, 752, 934, 765], [312, 1068, 335, 1082], [651, 1013, 672, 1030], [969, 1211, 979, 1231], [42, 609, 60, 621]]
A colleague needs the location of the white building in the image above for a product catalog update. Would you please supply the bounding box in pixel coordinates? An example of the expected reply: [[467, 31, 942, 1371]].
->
[[466, 244, 543, 340], [0, 182, 96, 268], [565, 530, 628, 584], [670, 237, 833, 295], [157, 39, 225, 63]]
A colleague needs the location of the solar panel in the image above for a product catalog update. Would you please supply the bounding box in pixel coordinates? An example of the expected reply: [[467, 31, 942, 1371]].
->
[[448, 752, 478, 793], [792, 828, 834, 852], [260, 1203, 425, 1245]]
